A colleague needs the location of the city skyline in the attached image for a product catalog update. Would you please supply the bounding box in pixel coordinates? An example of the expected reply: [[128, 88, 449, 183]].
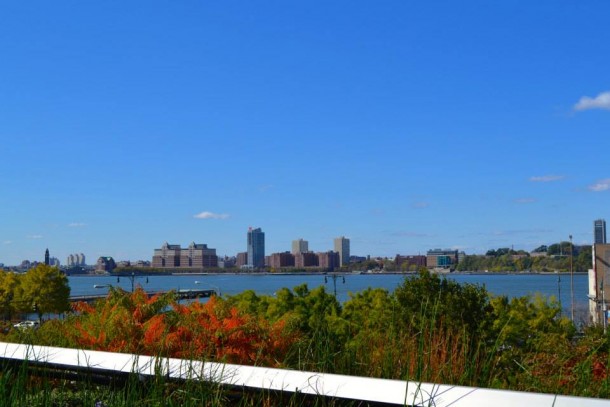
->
[[1, 2, 610, 265]]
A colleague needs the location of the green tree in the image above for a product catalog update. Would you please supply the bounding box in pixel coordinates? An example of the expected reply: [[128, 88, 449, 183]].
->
[[0, 271, 21, 320], [18, 264, 70, 320], [393, 270, 491, 336]]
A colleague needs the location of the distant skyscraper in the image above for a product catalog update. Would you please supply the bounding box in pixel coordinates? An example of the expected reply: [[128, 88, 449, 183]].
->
[[67, 253, 86, 267], [291, 238, 309, 254], [595, 219, 607, 244], [44, 248, 50, 266], [334, 236, 350, 267], [247, 227, 265, 268]]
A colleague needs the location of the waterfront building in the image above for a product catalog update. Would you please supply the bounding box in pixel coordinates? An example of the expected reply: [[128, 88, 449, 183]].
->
[[291, 239, 309, 254], [268, 252, 295, 268], [247, 227, 265, 268], [152, 242, 218, 269], [426, 249, 458, 268], [236, 252, 248, 268], [66, 253, 86, 266], [295, 252, 318, 268], [152, 243, 181, 268], [217, 256, 235, 269], [180, 242, 218, 268], [334, 236, 350, 267], [49, 257, 60, 267], [595, 219, 607, 244], [96, 256, 116, 272], [317, 251, 340, 271], [395, 254, 427, 270]]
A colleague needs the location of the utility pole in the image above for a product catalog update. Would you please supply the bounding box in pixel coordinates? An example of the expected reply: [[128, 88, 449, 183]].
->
[[324, 274, 345, 298], [569, 234, 574, 323], [117, 273, 149, 292], [558, 271, 562, 317]]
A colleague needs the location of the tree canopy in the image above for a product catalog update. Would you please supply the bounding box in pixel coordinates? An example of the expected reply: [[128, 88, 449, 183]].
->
[[7, 265, 70, 320]]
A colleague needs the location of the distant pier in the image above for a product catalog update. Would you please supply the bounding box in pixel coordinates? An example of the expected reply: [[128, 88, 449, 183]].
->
[[69, 288, 217, 303]]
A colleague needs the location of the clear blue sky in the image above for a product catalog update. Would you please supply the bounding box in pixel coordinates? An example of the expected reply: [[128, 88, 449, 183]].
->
[[1, 1, 610, 266]]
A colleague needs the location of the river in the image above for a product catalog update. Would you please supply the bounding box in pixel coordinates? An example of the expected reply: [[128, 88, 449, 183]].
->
[[68, 272, 590, 318]]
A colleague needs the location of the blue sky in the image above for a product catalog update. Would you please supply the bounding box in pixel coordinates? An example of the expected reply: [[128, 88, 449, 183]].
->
[[1, 1, 610, 265]]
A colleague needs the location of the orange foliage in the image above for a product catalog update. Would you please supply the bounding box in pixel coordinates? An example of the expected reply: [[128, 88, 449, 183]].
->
[[62, 288, 299, 367]]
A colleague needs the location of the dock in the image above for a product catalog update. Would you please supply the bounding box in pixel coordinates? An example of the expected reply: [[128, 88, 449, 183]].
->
[[69, 288, 217, 303]]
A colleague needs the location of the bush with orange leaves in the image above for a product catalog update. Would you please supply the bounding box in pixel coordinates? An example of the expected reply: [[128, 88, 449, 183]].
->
[[65, 287, 298, 366]]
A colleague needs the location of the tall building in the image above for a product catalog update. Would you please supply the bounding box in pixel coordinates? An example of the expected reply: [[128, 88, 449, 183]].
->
[[595, 219, 607, 244], [247, 227, 265, 268], [291, 238, 309, 254], [334, 236, 350, 267], [44, 248, 50, 266], [67, 253, 86, 267]]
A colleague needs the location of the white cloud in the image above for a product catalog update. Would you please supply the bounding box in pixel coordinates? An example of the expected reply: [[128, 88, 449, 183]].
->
[[515, 198, 536, 204], [68, 222, 87, 227], [3, 240, 11, 245], [194, 211, 230, 220], [589, 179, 610, 192], [574, 91, 610, 111], [529, 175, 564, 182], [26, 234, 43, 239]]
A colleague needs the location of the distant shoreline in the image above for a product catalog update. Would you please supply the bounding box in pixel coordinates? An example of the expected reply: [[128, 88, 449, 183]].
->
[[68, 270, 590, 277]]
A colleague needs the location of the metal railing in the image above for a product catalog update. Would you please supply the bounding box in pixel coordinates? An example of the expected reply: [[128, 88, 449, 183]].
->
[[0, 342, 608, 406]]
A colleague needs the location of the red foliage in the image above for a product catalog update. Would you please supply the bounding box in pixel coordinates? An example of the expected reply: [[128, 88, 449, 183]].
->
[[62, 288, 299, 367]]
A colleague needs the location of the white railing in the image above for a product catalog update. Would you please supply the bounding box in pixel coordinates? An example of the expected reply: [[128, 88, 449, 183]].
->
[[0, 342, 608, 407]]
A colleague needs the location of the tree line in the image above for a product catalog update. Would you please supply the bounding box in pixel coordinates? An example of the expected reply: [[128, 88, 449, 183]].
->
[[0, 264, 70, 321]]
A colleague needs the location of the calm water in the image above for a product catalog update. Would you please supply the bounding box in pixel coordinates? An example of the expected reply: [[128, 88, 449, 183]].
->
[[69, 272, 589, 314]]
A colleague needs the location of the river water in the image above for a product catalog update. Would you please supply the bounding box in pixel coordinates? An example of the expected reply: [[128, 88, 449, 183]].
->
[[68, 272, 589, 316]]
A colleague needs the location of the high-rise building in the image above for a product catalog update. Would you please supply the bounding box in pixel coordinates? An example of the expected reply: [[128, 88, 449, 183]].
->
[[44, 248, 50, 266], [291, 238, 309, 254], [247, 227, 265, 268], [67, 253, 86, 267], [334, 236, 350, 267], [595, 219, 607, 244]]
